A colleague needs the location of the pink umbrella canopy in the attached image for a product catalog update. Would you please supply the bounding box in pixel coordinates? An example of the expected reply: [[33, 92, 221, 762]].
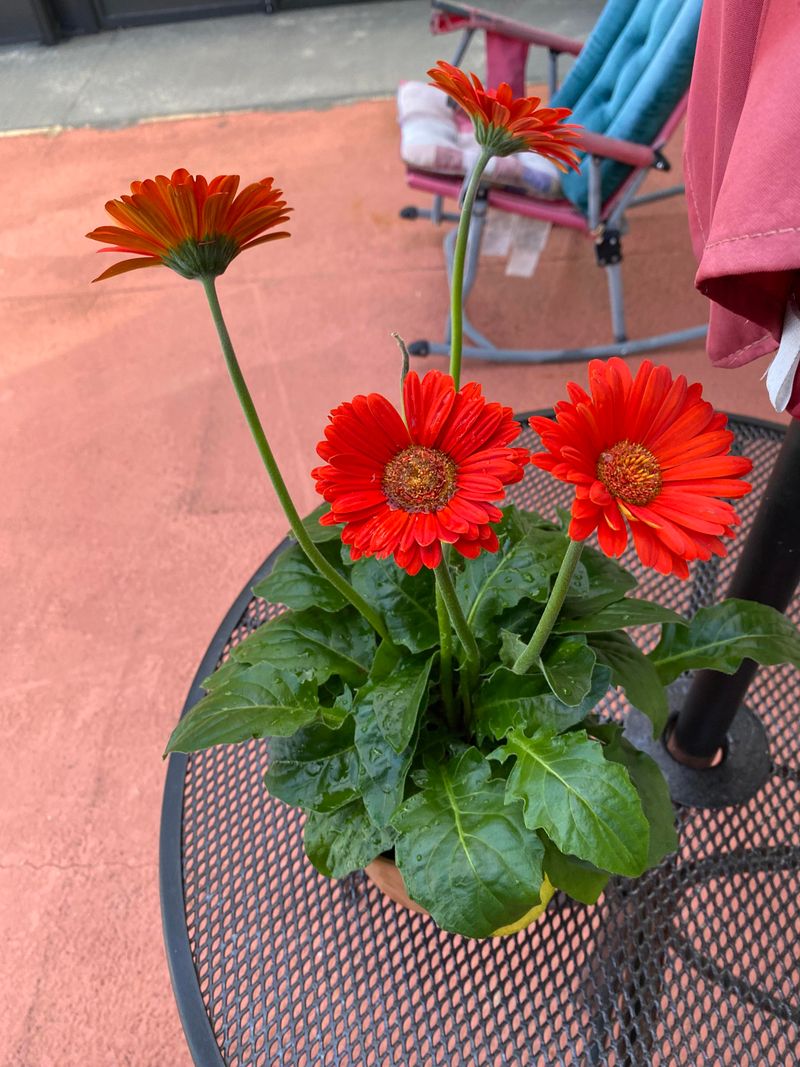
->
[[684, 0, 800, 417]]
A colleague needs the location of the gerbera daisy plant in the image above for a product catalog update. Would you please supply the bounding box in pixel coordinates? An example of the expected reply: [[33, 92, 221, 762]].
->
[[91, 70, 800, 941]]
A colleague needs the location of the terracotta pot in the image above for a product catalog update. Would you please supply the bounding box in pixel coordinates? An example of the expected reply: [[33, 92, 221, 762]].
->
[[364, 855, 556, 935], [364, 856, 429, 915]]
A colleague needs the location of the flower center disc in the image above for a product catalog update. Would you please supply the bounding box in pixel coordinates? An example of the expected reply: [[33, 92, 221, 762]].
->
[[597, 440, 662, 506], [383, 446, 457, 512]]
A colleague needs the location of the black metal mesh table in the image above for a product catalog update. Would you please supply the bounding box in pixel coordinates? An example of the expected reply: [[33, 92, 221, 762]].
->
[[160, 413, 800, 1066]]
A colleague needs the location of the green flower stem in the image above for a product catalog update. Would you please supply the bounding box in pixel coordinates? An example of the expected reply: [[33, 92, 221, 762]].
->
[[434, 556, 480, 691], [512, 539, 584, 675], [435, 583, 456, 726], [201, 275, 391, 644], [449, 146, 493, 389]]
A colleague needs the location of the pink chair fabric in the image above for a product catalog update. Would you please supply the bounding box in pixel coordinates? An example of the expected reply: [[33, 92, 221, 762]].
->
[[684, 0, 800, 416]]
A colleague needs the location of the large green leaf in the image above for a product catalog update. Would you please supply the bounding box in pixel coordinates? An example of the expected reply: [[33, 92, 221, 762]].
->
[[350, 555, 438, 653], [539, 635, 597, 706], [563, 546, 637, 617], [455, 513, 558, 636], [353, 686, 417, 828], [496, 727, 649, 876], [392, 748, 546, 938], [253, 539, 348, 613], [541, 836, 609, 905], [232, 607, 375, 687], [557, 599, 687, 633], [304, 799, 396, 879], [165, 664, 319, 754], [590, 630, 669, 735], [364, 642, 435, 753], [264, 717, 360, 813], [650, 598, 800, 684], [474, 664, 612, 741], [589, 723, 678, 867]]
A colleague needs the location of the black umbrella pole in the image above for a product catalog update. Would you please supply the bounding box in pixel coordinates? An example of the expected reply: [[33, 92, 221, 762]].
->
[[668, 418, 800, 766]]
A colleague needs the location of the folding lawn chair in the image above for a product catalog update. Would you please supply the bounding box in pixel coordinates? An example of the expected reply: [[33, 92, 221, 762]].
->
[[399, 0, 707, 364]]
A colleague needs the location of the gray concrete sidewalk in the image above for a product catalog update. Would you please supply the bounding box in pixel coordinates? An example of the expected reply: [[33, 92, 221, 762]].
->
[[0, 0, 601, 132]]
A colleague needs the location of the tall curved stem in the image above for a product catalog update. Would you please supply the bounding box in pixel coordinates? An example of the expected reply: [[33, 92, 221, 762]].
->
[[434, 556, 480, 692], [512, 539, 583, 674], [201, 275, 391, 644], [449, 146, 493, 389]]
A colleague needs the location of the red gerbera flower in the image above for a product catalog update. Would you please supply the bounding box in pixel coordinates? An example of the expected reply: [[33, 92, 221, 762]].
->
[[86, 169, 291, 282], [530, 359, 753, 580], [312, 370, 529, 575], [428, 60, 582, 166]]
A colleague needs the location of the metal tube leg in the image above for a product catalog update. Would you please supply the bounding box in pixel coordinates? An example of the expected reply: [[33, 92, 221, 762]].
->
[[605, 262, 627, 343], [670, 419, 800, 762]]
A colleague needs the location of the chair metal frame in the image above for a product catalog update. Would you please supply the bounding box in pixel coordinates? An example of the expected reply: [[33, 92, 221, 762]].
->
[[403, 0, 708, 364]]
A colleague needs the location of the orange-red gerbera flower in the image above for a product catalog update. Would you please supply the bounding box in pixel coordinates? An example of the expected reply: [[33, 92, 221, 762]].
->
[[86, 169, 291, 282], [428, 60, 582, 166], [313, 370, 530, 575], [530, 359, 753, 580]]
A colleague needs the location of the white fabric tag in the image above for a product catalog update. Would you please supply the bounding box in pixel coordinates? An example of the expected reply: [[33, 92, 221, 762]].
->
[[505, 218, 552, 278], [766, 296, 800, 412]]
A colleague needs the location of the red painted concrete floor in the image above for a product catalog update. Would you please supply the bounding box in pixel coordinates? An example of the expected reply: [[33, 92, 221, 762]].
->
[[0, 100, 786, 1066]]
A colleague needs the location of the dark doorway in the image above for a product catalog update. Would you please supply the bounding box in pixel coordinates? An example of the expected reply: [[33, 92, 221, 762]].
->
[[1, 0, 371, 43]]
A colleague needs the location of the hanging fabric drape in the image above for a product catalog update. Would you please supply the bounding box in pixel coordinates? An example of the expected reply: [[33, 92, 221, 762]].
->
[[684, 0, 800, 416]]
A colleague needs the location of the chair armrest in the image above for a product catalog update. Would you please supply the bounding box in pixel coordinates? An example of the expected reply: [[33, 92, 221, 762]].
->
[[431, 0, 583, 56], [579, 130, 658, 169]]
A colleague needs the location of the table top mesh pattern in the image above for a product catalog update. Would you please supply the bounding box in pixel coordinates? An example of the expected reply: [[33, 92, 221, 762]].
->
[[171, 415, 800, 1066]]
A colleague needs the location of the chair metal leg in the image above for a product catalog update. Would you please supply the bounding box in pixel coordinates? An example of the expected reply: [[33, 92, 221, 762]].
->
[[605, 261, 628, 343], [400, 196, 461, 225], [409, 328, 709, 363]]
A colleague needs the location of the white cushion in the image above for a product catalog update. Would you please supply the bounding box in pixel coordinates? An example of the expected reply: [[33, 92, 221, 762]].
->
[[397, 81, 563, 200]]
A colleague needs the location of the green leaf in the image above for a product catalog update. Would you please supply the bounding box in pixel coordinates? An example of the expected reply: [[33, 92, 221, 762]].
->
[[567, 562, 590, 598], [563, 546, 637, 617], [232, 607, 375, 687], [539, 635, 597, 705], [650, 598, 800, 684], [350, 555, 438, 652], [455, 514, 557, 636], [557, 599, 687, 633], [496, 727, 649, 876], [510, 505, 560, 534], [528, 529, 582, 599], [554, 505, 573, 532], [253, 539, 348, 613], [353, 687, 416, 828], [541, 836, 609, 905], [298, 502, 344, 544], [499, 628, 529, 669], [366, 643, 435, 753], [474, 664, 612, 741], [392, 748, 546, 938], [589, 724, 678, 867], [165, 664, 319, 753], [590, 630, 669, 735], [304, 799, 396, 879], [264, 717, 360, 813], [201, 658, 242, 693]]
